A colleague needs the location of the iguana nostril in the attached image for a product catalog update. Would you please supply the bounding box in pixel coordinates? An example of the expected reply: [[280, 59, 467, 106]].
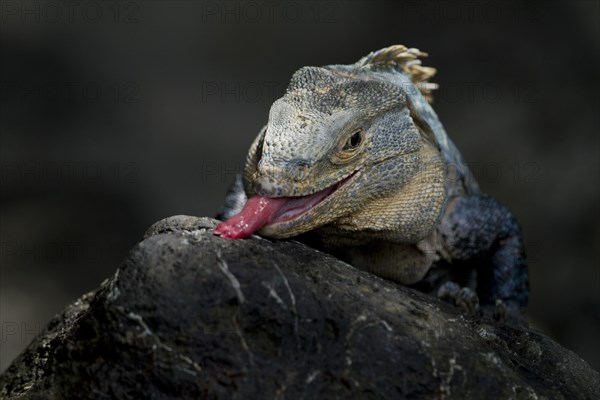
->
[[254, 180, 283, 197], [288, 159, 311, 182]]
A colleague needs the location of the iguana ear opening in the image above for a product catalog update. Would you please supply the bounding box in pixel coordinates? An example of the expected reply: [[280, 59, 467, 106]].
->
[[405, 96, 440, 151], [243, 126, 266, 195]]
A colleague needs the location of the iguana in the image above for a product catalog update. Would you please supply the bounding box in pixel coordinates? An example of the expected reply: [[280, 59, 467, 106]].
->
[[214, 45, 529, 316]]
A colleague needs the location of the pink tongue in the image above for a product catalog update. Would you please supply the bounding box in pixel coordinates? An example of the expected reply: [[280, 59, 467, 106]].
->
[[214, 195, 290, 239]]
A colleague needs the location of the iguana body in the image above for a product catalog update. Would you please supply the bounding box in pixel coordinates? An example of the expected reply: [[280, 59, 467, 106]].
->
[[215, 45, 529, 312]]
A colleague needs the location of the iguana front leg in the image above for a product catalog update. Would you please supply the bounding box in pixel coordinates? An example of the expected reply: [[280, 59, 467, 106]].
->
[[438, 194, 530, 311]]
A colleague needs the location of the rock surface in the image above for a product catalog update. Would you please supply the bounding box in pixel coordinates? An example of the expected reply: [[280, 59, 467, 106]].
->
[[1, 216, 598, 399]]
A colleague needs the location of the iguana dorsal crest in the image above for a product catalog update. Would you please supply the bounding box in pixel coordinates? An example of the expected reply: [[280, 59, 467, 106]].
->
[[356, 45, 439, 104]]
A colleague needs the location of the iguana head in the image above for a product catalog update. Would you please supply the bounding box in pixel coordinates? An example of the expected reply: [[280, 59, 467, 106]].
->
[[215, 45, 451, 240]]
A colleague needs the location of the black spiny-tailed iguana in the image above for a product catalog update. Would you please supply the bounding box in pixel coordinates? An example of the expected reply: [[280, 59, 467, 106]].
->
[[214, 45, 529, 316]]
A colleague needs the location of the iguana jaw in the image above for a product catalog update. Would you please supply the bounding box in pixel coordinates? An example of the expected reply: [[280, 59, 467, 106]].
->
[[214, 170, 360, 239], [262, 169, 358, 224]]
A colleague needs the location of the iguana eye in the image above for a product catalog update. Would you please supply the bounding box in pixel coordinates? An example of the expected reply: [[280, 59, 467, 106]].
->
[[343, 129, 363, 151], [332, 128, 365, 165]]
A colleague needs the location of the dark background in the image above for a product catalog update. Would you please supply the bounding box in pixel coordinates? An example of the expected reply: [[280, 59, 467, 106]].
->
[[1, 1, 598, 372]]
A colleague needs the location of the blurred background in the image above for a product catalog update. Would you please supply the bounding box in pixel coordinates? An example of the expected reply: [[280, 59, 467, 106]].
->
[[1, 1, 598, 372]]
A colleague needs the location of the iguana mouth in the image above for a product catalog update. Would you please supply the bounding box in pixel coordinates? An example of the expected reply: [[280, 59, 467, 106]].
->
[[214, 171, 358, 239]]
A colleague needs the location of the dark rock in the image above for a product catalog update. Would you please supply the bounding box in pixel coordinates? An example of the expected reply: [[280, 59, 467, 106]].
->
[[1, 216, 598, 399]]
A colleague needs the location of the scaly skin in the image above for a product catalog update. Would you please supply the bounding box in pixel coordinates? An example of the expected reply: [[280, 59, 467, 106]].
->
[[217, 45, 529, 314]]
